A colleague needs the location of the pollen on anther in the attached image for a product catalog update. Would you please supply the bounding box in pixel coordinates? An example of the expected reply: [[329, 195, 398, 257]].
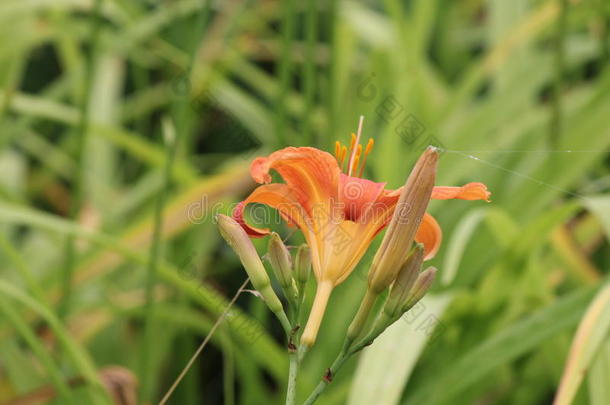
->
[[358, 138, 375, 177], [339, 145, 348, 169], [365, 138, 374, 154], [349, 144, 362, 175]]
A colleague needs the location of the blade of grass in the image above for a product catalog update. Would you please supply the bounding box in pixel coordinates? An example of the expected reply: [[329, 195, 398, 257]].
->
[[553, 283, 610, 405], [139, 117, 179, 402], [222, 325, 236, 405], [0, 232, 46, 302], [441, 208, 487, 286], [0, 200, 287, 380], [158, 279, 249, 405], [549, 0, 567, 146], [348, 294, 452, 405], [588, 340, 610, 405], [275, 0, 295, 146], [403, 286, 597, 404], [3, 90, 198, 184], [302, 0, 318, 145], [0, 280, 111, 405], [58, 0, 103, 319], [0, 296, 75, 404]]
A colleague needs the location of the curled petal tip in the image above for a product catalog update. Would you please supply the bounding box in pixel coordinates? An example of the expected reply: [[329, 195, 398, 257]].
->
[[466, 182, 492, 202], [250, 157, 273, 183]]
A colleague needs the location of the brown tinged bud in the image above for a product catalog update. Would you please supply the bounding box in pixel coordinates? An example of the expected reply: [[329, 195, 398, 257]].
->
[[100, 366, 138, 405], [217, 214, 283, 314], [294, 244, 311, 286], [368, 147, 438, 294], [383, 244, 424, 319], [403, 266, 437, 312]]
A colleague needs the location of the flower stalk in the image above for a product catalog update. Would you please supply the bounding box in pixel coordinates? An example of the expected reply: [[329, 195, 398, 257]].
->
[[301, 280, 333, 348]]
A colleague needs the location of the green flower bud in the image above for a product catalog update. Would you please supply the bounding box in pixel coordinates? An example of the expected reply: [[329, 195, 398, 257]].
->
[[267, 233, 300, 305], [267, 233, 294, 290], [403, 266, 437, 312], [294, 244, 311, 286], [217, 214, 283, 314], [383, 244, 424, 318]]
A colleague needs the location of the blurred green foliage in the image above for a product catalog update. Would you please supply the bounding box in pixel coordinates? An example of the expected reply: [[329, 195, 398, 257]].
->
[[0, 0, 609, 404]]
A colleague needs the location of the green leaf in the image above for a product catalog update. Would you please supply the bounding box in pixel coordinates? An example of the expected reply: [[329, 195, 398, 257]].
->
[[403, 287, 597, 404], [554, 283, 610, 405], [442, 208, 487, 286], [348, 294, 452, 405], [585, 196, 610, 241], [588, 340, 610, 405]]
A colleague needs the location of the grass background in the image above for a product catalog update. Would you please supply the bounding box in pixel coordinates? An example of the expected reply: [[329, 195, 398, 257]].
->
[[0, 0, 609, 404]]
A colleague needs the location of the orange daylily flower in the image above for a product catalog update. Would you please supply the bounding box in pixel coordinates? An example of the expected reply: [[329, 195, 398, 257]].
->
[[233, 138, 489, 345]]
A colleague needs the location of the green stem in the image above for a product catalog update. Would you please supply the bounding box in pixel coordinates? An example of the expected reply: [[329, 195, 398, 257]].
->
[[350, 315, 395, 354], [302, 344, 350, 405], [59, 0, 103, 319], [295, 280, 308, 337], [276, 310, 293, 337], [302, 300, 396, 405], [286, 350, 299, 405], [275, 310, 299, 405]]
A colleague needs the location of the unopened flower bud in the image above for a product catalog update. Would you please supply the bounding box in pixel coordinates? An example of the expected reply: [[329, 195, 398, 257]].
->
[[368, 147, 438, 293], [268, 233, 293, 288], [217, 214, 283, 314], [383, 244, 424, 318], [294, 244, 311, 286], [403, 266, 437, 312], [267, 233, 299, 302]]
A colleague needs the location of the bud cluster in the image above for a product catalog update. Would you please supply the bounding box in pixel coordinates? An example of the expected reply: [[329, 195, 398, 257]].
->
[[217, 214, 312, 327]]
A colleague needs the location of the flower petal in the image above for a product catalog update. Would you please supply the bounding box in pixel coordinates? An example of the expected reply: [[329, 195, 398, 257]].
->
[[432, 182, 490, 201], [415, 213, 442, 260], [339, 173, 386, 222], [249, 147, 340, 214], [232, 183, 310, 238]]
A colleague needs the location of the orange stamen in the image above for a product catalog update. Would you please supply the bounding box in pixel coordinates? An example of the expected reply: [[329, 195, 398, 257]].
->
[[351, 144, 362, 175], [352, 154, 360, 175], [334, 141, 341, 161], [358, 138, 375, 177], [346, 133, 356, 172], [339, 146, 347, 169]]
